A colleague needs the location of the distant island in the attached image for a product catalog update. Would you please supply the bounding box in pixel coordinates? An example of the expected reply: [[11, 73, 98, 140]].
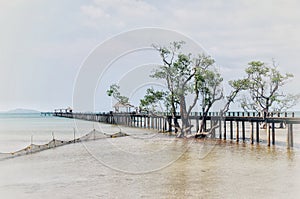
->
[[6, 108, 40, 114]]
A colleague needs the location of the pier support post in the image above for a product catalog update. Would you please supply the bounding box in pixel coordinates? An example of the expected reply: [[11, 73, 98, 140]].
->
[[242, 121, 245, 142], [141, 116, 143, 128], [211, 119, 215, 138], [230, 121, 233, 140], [267, 122, 271, 146], [151, 117, 154, 129], [164, 118, 167, 132], [159, 117, 162, 131], [236, 121, 239, 142], [196, 117, 199, 132], [272, 122, 275, 145], [204, 119, 207, 132], [250, 122, 254, 144], [168, 117, 172, 132], [147, 116, 150, 129], [219, 119, 222, 139], [256, 122, 260, 143], [223, 120, 227, 140], [287, 123, 294, 148]]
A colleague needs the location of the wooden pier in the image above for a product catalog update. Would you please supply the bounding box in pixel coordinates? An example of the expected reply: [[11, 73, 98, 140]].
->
[[53, 111, 300, 148], [41, 107, 72, 117], [40, 112, 53, 116]]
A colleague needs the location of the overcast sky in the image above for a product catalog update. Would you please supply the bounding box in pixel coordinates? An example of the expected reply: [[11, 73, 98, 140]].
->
[[1, 0, 300, 112]]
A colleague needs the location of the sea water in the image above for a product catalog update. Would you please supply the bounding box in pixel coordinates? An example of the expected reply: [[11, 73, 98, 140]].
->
[[0, 113, 300, 198]]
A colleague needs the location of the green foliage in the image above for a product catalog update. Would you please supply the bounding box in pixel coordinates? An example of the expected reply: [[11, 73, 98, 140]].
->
[[272, 93, 300, 112], [151, 46, 217, 100], [139, 88, 167, 113], [106, 84, 129, 104], [229, 79, 250, 90], [196, 68, 223, 109], [236, 60, 297, 112], [151, 41, 223, 135], [151, 41, 195, 115]]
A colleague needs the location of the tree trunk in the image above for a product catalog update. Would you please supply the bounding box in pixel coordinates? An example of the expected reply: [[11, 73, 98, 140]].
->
[[178, 95, 190, 137], [170, 94, 180, 133], [262, 99, 270, 129], [171, 105, 180, 134], [199, 112, 207, 133], [198, 103, 212, 133]]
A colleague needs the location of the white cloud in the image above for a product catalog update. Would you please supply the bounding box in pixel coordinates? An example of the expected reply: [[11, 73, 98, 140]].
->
[[80, 0, 159, 29], [1, 0, 300, 110], [80, 1, 300, 103], [81, 5, 111, 19]]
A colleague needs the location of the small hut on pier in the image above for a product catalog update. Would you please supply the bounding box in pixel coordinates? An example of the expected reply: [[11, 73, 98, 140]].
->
[[113, 102, 134, 113], [54, 107, 73, 113]]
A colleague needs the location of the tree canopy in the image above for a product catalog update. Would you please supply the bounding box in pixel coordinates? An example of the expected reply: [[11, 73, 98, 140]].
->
[[150, 41, 223, 137], [234, 61, 299, 114], [139, 88, 167, 114], [106, 84, 129, 105], [106, 42, 299, 138]]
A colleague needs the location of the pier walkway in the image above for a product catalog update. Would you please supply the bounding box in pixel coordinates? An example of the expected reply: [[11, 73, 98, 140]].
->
[[53, 111, 300, 148]]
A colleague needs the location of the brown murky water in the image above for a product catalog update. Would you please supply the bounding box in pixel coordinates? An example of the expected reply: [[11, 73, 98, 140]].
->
[[0, 116, 300, 198]]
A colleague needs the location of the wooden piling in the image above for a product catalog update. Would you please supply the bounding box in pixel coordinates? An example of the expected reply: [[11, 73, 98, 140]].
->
[[219, 119, 222, 139], [168, 117, 172, 132], [236, 121, 239, 142], [256, 121, 259, 143], [147, 116, 150, 129], [55, 111, 300, 148], [250, 122, 254, 144], [242, 121, 245, 142], [141, 116, 143, 128], [203, 117, 207, 132], [195, 113, 199, 132], [272, 122, 275, 145], [291, 124, 294, 148], [230, 120, 233, 140], [151, 117, 154, 129], [211, 119, 215, 138], [287, 123, 294, 148], [223, 120, 227, 140], [267, 123, 271, 146], [159, 117, 162, 131]]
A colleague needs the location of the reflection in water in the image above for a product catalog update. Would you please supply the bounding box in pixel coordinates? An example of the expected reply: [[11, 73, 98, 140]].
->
[[1, 134, 300, 198], [287, 149, 295, 162], [1, 116, 300, 198], [165, 140, 190, 198]]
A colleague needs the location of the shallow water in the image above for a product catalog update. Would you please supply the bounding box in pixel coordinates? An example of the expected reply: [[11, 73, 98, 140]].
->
[[0, 114, 300, 198]]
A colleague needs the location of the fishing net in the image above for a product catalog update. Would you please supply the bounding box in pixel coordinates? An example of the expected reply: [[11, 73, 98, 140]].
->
[[0, 129, 128, 161]]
